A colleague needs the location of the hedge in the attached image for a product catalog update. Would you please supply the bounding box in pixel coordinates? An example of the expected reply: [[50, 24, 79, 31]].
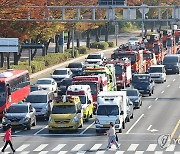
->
[[90, 41, 109, 50], [78, 46, 88, 54], [107, 41, 115, 47]]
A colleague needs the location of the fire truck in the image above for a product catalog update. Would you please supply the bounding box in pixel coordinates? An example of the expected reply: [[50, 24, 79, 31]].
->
[[72, 75, 103, 112], [84, 64, 117, 91], [174, 29, 180, 44], [103, 58, 132, 90], [143, 49, 157, 70], [111, 45, 146, 73], [145, 33, 164, 64]]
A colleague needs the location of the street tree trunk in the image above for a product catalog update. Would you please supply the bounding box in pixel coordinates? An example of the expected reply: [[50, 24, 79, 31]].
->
[[86, 29, 91, 49], [55, 34, 60, 53], [67, 31, 71, 49], [0, 52, 4, 67], [105, 22, 109, 42]]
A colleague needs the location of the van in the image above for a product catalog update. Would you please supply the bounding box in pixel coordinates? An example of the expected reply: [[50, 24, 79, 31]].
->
[[163, 54, 180, 74], [48, 96, 83, 132], [25, 90, 54, 120]]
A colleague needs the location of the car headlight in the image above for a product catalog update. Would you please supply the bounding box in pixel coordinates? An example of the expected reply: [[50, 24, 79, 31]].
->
[[2, 117, 7, 123], [41, 105, 48, 113], [95, 118, 100, 124], [72, 116, 79, 123], [115, 118, 120, 124]]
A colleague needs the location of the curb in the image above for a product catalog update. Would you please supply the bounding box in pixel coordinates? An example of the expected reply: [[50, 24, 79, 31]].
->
[[30, 47, 117, 81]]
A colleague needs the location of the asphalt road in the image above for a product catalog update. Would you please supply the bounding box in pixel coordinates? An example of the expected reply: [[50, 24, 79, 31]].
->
[[0, 32, 179, 154]]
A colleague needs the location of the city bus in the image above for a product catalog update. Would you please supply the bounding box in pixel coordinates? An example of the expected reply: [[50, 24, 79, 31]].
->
[[0, 69, 30, 117]]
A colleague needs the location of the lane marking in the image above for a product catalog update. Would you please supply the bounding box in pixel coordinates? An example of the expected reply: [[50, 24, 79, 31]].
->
[[71, 144, 85, 151], [34, 125, 48, 135], [170, 119, 180, 140], [179, 86, 180, 89], [167, 85, 170, 87], [173, 79, 176, 82], [33, 144, 48, 151], [148, 105, 152, 109], [57, 151, 67, 154], [146, 144, 157, 151], [127, 144, 139, 151], [39, 151, 48, 154], [161, 91, 164, 94], [165, 144, 176, 151], [147, 125, 152, 131], [135, 151, 144, 154], [126, 114, 144, 134], [115, 151, 125, 154], [52, 144, 66, 151], [90, 144, 102, 151], [155, 98, 158, 101], [16, 144, 30, 151], [80, 122, 94, 135]]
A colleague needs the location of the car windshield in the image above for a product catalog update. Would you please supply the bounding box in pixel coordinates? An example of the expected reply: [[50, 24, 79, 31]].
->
[[52, 105, 76, 114], [124, 90, 138, 96], [87, 55, 101, 59], [53, 70, 67, 75], [74, 82, 97, 95], [132, 75, 150, 83], [163, 57, 178, 64], [79, 96, 86, 104], [68, 63, 82, 68], [37, 80, 51, 84], [115, 65, 122, 75], [97, 105, 119, 115], [0, 82, 6, 105], [7, 105, 28, 113], [26, 95, 47, 103], [149, 67, 163, 73]]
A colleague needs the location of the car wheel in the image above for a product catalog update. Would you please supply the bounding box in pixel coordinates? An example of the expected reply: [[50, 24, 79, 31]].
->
[[119, 128, 122, 133], [122, 121, 125, 129], [126, 116, 130, 122], [130, 113, 134, 119], [140, 101, 142, 106], [149, 92, 152, 96]]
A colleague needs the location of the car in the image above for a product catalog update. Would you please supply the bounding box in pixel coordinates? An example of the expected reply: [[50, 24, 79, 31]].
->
[[67, 62, 84, 76], [148, 65, 166, 83], [128, 37, 139, 45], [121, 89, 142, 109], [30, 84, 42, 92], [25, 90, 54, 120], [57, 78, 73, 96], [51, 68, 73, 83], [85, 53, 106, 65], [36, 78, 57, 92], [131, 74, 155, 96], [163, 54, 180, 74], [2, 103, 36, 131], [126, 97, 134, 122]]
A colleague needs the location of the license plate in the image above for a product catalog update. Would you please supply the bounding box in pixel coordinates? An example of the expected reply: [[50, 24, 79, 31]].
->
[[103, 124, 109, 127], [11, 122, 18, 125]]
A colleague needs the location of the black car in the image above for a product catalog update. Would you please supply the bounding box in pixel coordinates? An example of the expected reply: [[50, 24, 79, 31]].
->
[[67, 62, 84, 76], [131, 74, 155, 96], [57, 78, 73, 95]]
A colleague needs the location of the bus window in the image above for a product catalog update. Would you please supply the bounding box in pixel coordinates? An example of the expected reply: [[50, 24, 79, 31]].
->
[[0, 82, 6, 105]]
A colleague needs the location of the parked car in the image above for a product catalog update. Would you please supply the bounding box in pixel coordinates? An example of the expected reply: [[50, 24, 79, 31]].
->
[[25, 90, 54, 120], [67, 62, 84, 76], [126, 97, 134, 122], [85, 53, 106, 65], [121, 89, 142, 109], [36, 78, 57, 92], [163, 54, 180, 74], [148, 65, 166, 83], [2, 103, 36, 130], [57, 78, 73, 96], [131, 74, 155, 96], [51, 68, 73, 83]]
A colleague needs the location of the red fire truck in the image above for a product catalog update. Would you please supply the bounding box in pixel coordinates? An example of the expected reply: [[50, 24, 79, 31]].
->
[[103, 58, 132, 90], [143, 49, 157, 70]]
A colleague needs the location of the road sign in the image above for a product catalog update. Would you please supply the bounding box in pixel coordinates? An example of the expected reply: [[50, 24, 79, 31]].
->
[[98, 0, 125, 5], [0, 38, 18, 52], [139, 4, 149, 15]]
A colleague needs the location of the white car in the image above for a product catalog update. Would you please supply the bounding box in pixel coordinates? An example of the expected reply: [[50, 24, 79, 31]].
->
[[51, 68, 72, 83], [36, 78, 57, 92], [85, 53, 106, 65], [128, 37, 139, 45], [149, 65, 166, 83]]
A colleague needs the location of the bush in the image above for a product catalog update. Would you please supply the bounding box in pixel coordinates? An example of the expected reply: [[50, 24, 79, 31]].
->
[[10, 61, 32, 73], [107, 41, 115, 47], [78, 46, 88, 54], [65, 48, 79, 58], [98, 42, 109, 50], [31, 61, 45, 73], [90, 42, 99, 48]]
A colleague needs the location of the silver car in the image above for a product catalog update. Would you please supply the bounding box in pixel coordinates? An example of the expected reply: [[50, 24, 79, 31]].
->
[[126, 97, 134, 122], [2, 103, 36, 131]]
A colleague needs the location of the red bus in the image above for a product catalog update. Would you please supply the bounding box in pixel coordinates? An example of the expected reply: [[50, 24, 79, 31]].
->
[[0, 69, 30, 117]]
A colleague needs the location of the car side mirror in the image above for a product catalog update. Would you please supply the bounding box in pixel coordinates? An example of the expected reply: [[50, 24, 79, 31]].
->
[[120, 111, 124, 115], [88, 100, 91, 104]]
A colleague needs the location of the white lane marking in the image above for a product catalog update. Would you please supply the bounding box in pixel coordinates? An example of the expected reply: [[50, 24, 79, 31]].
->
[[127, 144, 139, 151], [126, 114, 144, 134], [96, 151, 105, 154], [52, 144, 66, 151], [14, 130, 21, 134], [165, 144, 176, 151], [179, 86, 180, 88], [80, 122, 94, 135], [71, 144, 85, 151], [115, 151, 125, 154], [57, 151, 67, 154], [154, 151, 163, 154], [146, 144, 157, 151], [135, 151, 144, 154], [147, 125, 152, 131], [33, 144, 48, 151], [167, 85, 170, 87], [148, 105, 152, 109], [174, 152, 180, 154], [34, 125, 48, 135], [161, 91, 164, 94], [19, 152, 30, 154], [90, 144, 102, 151], [16, 144, 30, 151], [155, 98, 158, 101], [173, 79, 176, 82], [38, 151, 48, 154], [76, 151, 86, 154]]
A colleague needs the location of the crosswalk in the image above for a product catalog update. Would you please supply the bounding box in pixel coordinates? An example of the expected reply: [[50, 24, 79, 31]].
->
[[0, 143, 180, 153]]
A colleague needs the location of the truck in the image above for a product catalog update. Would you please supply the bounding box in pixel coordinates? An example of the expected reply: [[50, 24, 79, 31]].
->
[[72, 75, 103, 112], [95, 91, 127, 133], [66, 85, 93, 121], [103, 58, 132, 90], [84, 64, 117, 91], [48, 96, 83, 132]]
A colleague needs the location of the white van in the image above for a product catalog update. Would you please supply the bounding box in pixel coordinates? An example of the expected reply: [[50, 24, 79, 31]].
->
[[95, 91, 127, 133]]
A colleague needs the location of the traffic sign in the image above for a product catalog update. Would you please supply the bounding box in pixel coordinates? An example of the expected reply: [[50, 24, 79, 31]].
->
[[0, 38, 18, 52], [139, 4, 149, 15]]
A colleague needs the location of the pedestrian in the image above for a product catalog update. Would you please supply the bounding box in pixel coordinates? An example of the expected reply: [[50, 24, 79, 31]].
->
[[105, 122, 120, 150], [2, 124, 15, 153]]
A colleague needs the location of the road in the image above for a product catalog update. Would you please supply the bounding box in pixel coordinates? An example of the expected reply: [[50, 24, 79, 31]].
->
[[0, 32, 180, 154]]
